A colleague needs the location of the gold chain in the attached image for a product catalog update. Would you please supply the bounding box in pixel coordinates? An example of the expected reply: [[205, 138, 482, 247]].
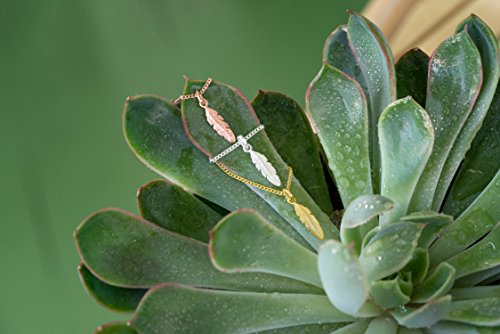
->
[[173, 78, 212, 105], [215, 161, 290, 196], [215, 161, 324, 240]]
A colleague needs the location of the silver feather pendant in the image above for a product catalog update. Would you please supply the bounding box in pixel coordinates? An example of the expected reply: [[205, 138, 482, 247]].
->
[[238, 136, 281, 186]]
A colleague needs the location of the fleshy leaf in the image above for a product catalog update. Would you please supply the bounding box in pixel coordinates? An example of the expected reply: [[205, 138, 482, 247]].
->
[[323, 25, 369, 98], [445, 222, 500, 279], [450, 285, 500, 300], [341, 194, 393, 230], [255, 323, 348, 334], [378, 97, 434, 225], [433, 15, 500, 210], [409, 31, 482, 212], [401, 211, 453, 249], [347, 12, 396, 193], [403, 248, 429, 284], [360, 221, 424, 281], [398, 328, 424, 334], [443, 81, 500, 218], [131, 285, 353, 334], [427, 321, 499, 334], [137, 180, 221, 243], [318, 240, 369, 316], [181, 79, 337, 248], [329, 320, 370, 334], [306, 64, 374, 252], [210, 210, 321, 287], [390, 295, 452, 328], [75, 209, 319, 293], [412, 263, 456, 303], [94, 322, 138, 334], [430, 169, 500, 264], [370, 277, 411, 309], [445, 297, 500, 327], [361, 226, 380, 249], [454, 266, 500, 288], [396, 48, 429, 106], [123, 95, 308, 247], [78, 264, 146, 313], [251, 91, 333, 214], [365, 317, 398, 334]]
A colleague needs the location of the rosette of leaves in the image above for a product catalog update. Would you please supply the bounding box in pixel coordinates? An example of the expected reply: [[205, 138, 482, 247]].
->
[[75, 12, 500, 334]]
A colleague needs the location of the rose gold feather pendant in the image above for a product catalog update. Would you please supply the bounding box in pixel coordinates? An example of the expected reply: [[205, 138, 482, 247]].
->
[[196, 91, 236, 143]]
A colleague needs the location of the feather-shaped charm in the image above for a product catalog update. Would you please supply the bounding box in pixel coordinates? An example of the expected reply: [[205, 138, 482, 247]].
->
[[204, 107, 236, 143], [249, 150, 281, 186], [293, 203, 324, 240]]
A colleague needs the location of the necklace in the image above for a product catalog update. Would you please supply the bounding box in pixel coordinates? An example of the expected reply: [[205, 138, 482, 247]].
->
[[173, 78, 236, 143], [215, 162, 324, 240], [210, 125, 281, 186]]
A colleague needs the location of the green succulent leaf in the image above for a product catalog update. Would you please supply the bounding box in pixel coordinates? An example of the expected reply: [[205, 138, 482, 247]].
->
[[433, 15, 500, 211], [378, 97, 434, 225], [94, 322, 138, 334], [347, 12, 396, 193], [430, 169, 500, 264], [251, 91, 333, 214], [181, 79, 337, 249], [409, 31, 483, 212], [450, 285, 500, 300], [365, 317, 399, 334], [255, 323, 348, 334], [480, 271, 500, 285], [341, 194, 393, 231], [362, 226, 381, 249], [123, 94, 309, 248], [210, 210, 321, 287], [398, 328, 424, 334], [329, 320, 370, 334], [131, 285, 353, 334], [75, 209, 319, 293], [427, 321, 499, 334], [403, 248, 429, 284], [318, 240, 369, 316], [360, 221, 424, 281], [370, 277, 411, 309], [412, 263, 456, 303], [390, 295, 452, 328], [445, 297, 500, 327], [401, 211, 453, 249], [443, 81, 500, 218], [445, 222, 500, 279], [306, 64, 374, 252], [137, 180, 221, 243], [398, 272, 414, 296], [323, 25, 369, 97], [454, 265, 500, 288], [396, 48, 429, 106], [78, 264, 146, 313]]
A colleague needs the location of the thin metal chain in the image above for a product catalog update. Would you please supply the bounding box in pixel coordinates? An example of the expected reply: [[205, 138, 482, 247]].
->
[[209, 125, 265, 162], [286, 164, 293, 190], [172, 78, 212, 105], [215, 161, 292, 195]]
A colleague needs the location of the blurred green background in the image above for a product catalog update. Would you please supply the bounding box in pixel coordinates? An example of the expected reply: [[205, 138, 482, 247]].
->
[[0, 1, 367, 333]]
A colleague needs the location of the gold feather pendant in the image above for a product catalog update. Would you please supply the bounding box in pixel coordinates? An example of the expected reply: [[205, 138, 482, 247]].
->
[[283, 189, 324, 240], [292, 203, 324, 240]]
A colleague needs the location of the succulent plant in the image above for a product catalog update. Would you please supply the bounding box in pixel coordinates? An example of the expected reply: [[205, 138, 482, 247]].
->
[[75, 12, 500, 334]]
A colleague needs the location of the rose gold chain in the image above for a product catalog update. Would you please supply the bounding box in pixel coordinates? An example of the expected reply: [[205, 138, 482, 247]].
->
[[172, 78, 212, 105]]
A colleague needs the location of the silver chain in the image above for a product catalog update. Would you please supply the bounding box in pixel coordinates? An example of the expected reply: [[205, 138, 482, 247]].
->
[[209, 125, 265, 162]]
